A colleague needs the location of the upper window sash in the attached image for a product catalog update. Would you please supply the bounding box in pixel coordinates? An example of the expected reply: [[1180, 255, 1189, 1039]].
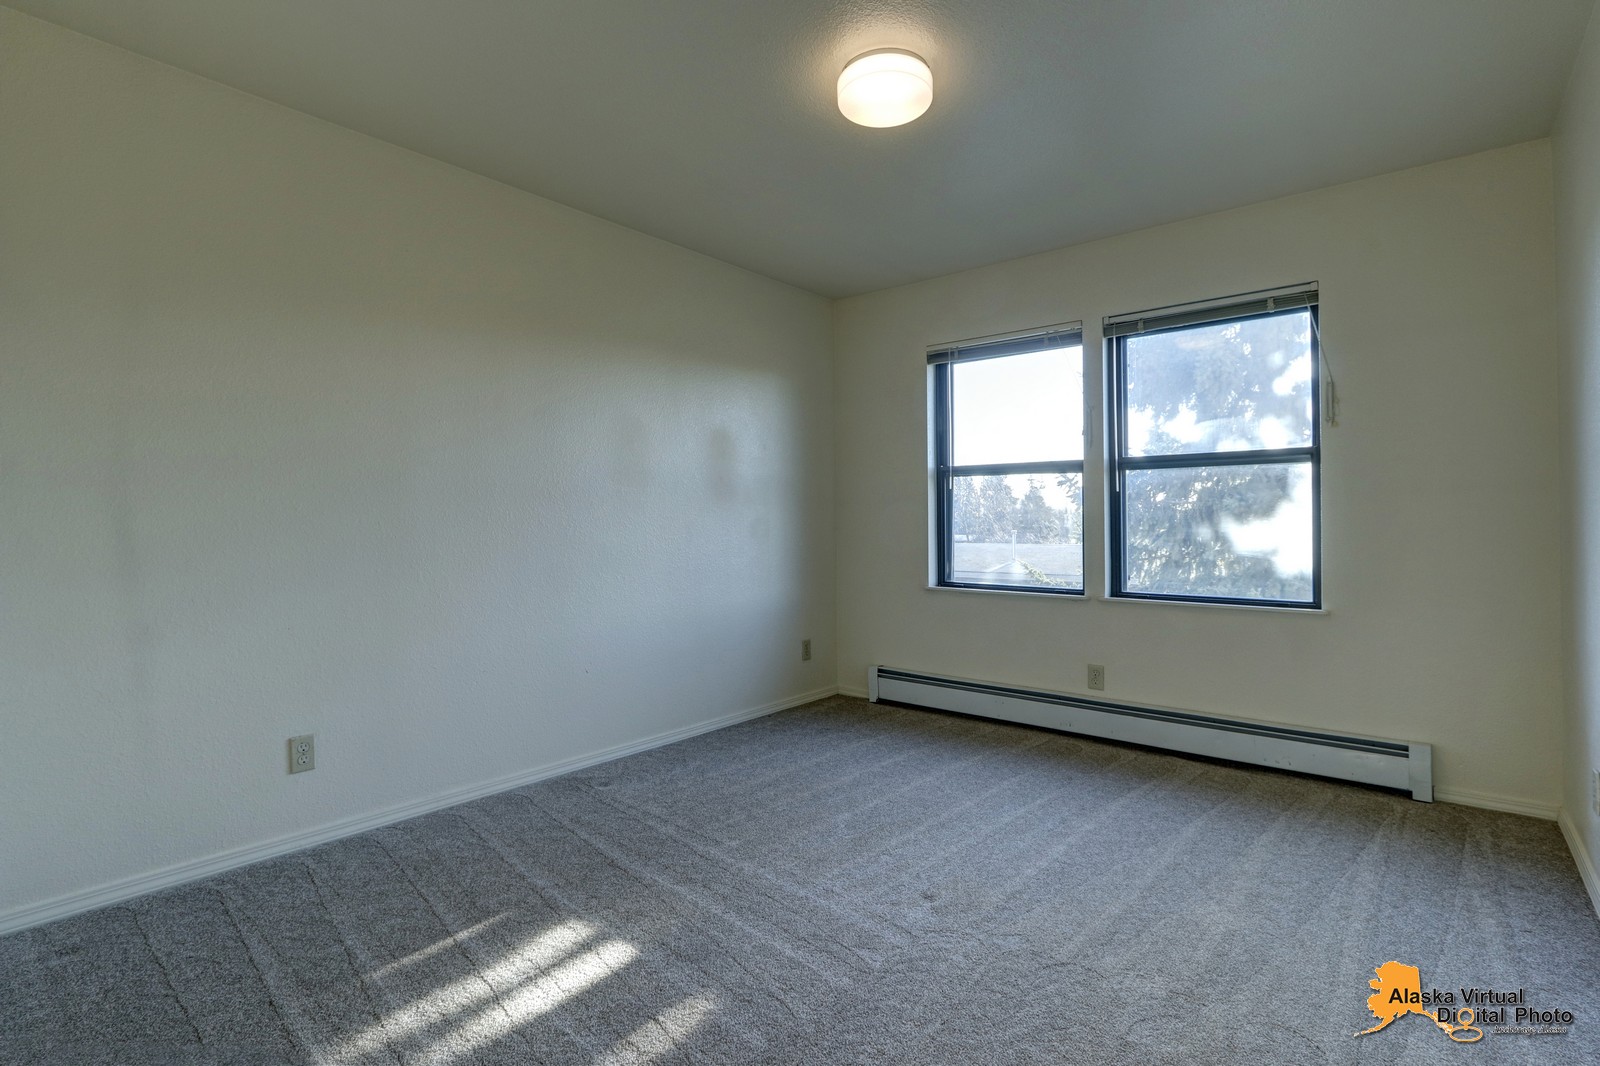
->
[[1110, 295, 1320, 463]]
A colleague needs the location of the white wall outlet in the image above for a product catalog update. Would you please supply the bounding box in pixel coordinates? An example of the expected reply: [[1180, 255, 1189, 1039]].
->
[[288, 734, 315, 774], [1088, 664, 1106, 691], [802, 638, 812, 662]]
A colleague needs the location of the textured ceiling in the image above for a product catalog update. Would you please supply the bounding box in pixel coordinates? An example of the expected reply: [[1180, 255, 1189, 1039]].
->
[[6, 0, 1594, 296]]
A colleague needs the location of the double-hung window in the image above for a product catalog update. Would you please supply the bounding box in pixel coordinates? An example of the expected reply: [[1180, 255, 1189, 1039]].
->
[[1105, 287, 1321, 607], [930, 324, 1085, 594]]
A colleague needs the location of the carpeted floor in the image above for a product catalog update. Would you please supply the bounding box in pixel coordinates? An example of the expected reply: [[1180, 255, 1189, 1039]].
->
[[3, 695, 1598, 1064]]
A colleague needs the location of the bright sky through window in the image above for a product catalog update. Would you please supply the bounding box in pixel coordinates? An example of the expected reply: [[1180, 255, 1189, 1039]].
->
[[952, 347, 1083, 467], [936, 336, 1086, 593]]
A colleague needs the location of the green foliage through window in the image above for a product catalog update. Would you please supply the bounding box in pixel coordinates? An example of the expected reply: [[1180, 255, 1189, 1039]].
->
[[1110, 304, 1320, 606]]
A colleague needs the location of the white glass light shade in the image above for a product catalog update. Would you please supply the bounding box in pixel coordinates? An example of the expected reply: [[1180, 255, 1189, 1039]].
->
[[837, 49, 933, 128]]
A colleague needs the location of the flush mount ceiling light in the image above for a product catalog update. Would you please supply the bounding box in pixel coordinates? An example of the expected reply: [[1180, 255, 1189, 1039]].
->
[[837, 49, 933, 128]]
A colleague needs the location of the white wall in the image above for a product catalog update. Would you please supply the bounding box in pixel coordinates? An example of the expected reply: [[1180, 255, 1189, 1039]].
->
[[0, 8, 835, 930], [1557, 1, 1600, 909], [834, 142, 1564, 814]]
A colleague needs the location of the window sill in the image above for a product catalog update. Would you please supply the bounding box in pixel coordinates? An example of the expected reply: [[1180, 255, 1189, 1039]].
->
[[924, 584, 1328, 614], [1097, 595, 1328, 616], [926, 584, 1089, 600]]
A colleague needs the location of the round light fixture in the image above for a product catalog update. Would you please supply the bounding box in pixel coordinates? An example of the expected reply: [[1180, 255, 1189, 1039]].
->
[[837, 49, 933, 128]]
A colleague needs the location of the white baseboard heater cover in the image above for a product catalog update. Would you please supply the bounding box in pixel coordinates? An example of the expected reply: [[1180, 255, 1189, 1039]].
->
[[869, 666, 1433, 801]]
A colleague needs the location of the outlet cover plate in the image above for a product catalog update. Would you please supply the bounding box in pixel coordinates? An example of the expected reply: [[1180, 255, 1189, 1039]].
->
[[289, 734, 315, 774]]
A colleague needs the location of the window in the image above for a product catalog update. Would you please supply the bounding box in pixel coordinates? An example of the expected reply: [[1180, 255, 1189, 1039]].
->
[[1106, 288, 1320, 607], [930, 325, 1085, 593]]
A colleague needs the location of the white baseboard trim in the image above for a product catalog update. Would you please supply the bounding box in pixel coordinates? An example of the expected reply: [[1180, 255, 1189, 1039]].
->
[[1558, 808, 1600, 921], [0, 685, 839, 937], [852, 687, 1556, 818], [1432, 787, 1560, 820]]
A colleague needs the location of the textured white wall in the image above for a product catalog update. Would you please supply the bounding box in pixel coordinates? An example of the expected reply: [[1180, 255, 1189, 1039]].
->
[[0, 9, 834, 927], [1557, 2, 1600, 904], [834, 142, 1564, 814]]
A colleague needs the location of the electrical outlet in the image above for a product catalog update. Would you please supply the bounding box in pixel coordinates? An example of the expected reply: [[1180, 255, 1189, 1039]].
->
[[1087, 664, 1106, 691], [288, 734, 315, 774], [801, 638, 812, 662]]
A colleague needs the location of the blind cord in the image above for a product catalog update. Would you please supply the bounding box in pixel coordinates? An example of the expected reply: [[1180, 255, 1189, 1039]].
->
[[1307, 310, 1339, 427]]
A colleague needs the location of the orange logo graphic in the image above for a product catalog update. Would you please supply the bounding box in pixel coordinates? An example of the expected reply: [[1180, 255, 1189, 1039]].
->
[[1354, 961, 1484, 1043]]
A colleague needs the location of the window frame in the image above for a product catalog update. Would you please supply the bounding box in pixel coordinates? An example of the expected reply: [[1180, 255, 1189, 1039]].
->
[[1105, 299, 1322, 609], [930, 326, 1087, 596]]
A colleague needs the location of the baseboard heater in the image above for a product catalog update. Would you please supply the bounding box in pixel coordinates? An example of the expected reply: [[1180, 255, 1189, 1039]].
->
[[869, 666, 1433, 801]]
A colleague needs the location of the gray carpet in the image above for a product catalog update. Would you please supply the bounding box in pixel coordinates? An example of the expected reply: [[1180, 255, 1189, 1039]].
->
[[4, 695, 1598, 1065]]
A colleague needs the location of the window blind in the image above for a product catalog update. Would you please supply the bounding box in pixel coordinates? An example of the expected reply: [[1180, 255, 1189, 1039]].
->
[[926, 321, 1083, 365], [1102, 284, 1317, 339]]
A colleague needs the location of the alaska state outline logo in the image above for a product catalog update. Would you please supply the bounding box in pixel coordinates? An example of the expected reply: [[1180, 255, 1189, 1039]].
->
[[1354, 961, 1575, 1043]]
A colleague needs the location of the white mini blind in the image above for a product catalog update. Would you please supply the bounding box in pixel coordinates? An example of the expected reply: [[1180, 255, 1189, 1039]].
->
[[926, 321, 1083, 365], [1103, 284, 1317, 339]]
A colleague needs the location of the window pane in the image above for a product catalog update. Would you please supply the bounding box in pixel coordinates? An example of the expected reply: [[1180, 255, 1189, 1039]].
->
[[950, 473, 1083, 590], [1124, 311, 1313, 457], [1122, 462, 1313, 602], [952, 347, 1083, 465]]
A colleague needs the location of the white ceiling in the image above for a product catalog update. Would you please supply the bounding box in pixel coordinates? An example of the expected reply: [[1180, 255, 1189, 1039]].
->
[[7, 0, 1594, 296]]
